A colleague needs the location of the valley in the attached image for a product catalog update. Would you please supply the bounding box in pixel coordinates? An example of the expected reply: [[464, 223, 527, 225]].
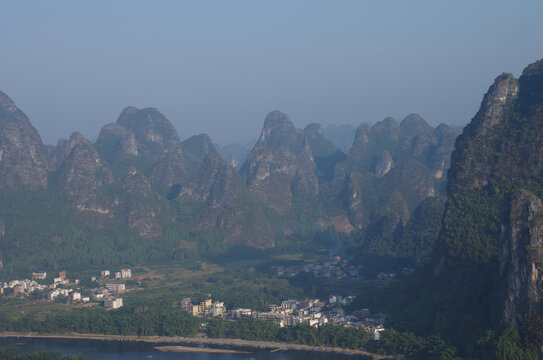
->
[[1, 58, 543, 359]]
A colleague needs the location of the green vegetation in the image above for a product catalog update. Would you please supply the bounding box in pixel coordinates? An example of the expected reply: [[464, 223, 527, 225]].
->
[[0, 300, 200, 337], [207, 317, 371, 349], [367, 330, 457, 360]]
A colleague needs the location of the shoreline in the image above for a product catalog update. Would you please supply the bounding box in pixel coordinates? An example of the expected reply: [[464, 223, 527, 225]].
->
[[155, 345, 251, 354], [0, 332, 391, 359]]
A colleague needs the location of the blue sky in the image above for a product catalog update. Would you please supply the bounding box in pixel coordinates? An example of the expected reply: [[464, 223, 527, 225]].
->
[[1, 1, 542, 145]]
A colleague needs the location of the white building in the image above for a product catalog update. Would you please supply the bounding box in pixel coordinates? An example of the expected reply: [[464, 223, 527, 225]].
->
[[48, 288, 70, 301], [115, 272, 121, 279], [231, 308, 252, 318], [101, 270, 110, 277], [120, 269, 131, 279], [104, 297, 123, 309], [71, 292, 81, 301], [32, 272, 47, 280]]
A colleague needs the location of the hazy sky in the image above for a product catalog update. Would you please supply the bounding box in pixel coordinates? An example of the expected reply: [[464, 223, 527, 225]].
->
[[1, 1, 542, 146]]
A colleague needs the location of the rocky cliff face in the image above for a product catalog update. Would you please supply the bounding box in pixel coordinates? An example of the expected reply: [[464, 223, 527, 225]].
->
[[417, 58, 543, 344], [178, 153, 274, 248], [373, 150, 393, 177], [0, 88, 459, 269], [116, 106, 186, 187], [0, 91, 49, 190], [446, 73, 520, 194], [121, 166, 162, 238], [95, 123, 138, 159], [334, 114, 451, 235], [244, 110, 318, 214], [499, 190, 543, 328], [429, 124, 456, 180], [57, 132, 115, 217]]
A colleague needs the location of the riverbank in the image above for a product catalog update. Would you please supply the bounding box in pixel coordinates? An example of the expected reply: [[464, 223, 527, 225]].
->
[[155, 345, 250, 354], [0, 332, 391, 359]]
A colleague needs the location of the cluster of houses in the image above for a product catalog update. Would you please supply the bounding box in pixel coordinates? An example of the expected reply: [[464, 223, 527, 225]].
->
[[181, 294, 386, 340], [0, 268, 131, 310], [91, 268, 132, 282], [89, 268, 131, 309], [181, 298, 226, 317], [275, 256, 365, 280], [0, 271, 88, 303]]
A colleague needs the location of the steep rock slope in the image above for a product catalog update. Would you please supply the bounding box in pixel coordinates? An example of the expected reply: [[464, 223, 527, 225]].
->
[[56, 132, 115, 218], [177, 152, 274, 248], [115, 106, 186, 187], [334, 114, 454, 253], [439, 60, 543, 330], [381, 59, 543, 351], [0, 91, 49, 189], [243, 110, 318, 214], [499, 190, 543, 329]]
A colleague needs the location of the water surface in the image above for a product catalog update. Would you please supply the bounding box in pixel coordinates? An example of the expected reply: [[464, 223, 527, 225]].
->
[[0, 337, 368, 360]]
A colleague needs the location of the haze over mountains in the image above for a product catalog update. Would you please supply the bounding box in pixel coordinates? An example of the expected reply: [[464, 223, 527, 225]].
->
[[0, 88, 458, 275], [1, 53, 543, 357]]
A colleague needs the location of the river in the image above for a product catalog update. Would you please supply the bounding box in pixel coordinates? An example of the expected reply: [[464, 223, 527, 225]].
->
[[0, 337, 370, 359]]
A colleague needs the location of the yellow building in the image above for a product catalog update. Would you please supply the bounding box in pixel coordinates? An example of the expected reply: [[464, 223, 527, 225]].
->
[[200, 299, 212, 310], [188, 304, 200, 316]]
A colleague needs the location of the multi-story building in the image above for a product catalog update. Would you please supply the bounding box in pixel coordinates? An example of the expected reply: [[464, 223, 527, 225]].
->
[[104, 297, 123, 309], [120, 269, 131, 279], [200, 298, 212, 310], [188, 303, 200, 316]]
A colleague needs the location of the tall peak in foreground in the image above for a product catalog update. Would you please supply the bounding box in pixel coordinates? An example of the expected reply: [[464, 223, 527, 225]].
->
[[469, 73, 519, 137], [517, 58, 543, 116], [390, 58, 543, 350]]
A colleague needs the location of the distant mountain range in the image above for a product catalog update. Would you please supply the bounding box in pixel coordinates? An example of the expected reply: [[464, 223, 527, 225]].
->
[[0, 87, 457, 275]]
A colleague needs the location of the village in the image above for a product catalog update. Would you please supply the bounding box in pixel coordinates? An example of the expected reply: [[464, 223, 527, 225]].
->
[[273, 256, 364, 280], [180, 294, 386, 340], [0, 267, 387, 340], [0, 268, 131, 310], [273, 255, 414, 281]]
